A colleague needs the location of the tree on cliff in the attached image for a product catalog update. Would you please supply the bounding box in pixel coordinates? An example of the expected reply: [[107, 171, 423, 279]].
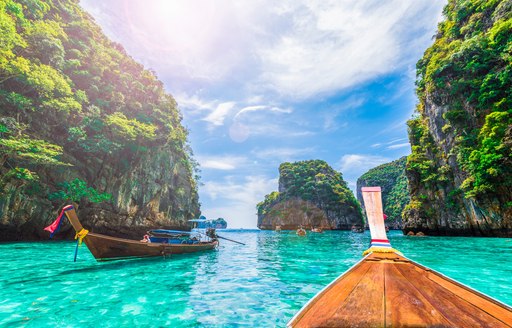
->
[[0, 0, 200, 239], [404, 0, 512, 236]]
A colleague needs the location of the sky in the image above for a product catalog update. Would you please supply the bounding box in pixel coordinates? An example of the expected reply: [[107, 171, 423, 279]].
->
[[80, 0, 445, 228]]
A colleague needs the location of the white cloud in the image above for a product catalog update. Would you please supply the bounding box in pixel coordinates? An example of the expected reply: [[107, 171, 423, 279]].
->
[[239, 124, 315, 139], [288, 131, 316, 137], [339, 154, 391, 191], [323, 96, 366, 131], [202, 101, 236, 126], [176, 92, 310, 138], [246, 95, 265, 104], [369, 138, 410, 150], [197, 155, 248, 170], [387, 142, 410, 150], [387, 138, 408, 145], [252, 147, 315, 162], [200, 175, 278, 228], [174, 92, 215, 113], [234, 105, 292, 119], [339, 154, 390, 173], [81, 0, 445, 100], [256, 0, 445, 99]]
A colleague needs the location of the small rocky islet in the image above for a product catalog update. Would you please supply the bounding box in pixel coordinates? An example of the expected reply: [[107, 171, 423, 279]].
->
[[257, 160, 363, 230]]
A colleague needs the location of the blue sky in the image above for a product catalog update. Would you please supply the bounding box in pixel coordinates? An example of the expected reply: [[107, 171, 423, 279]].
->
[[80, 0, 445, 228]]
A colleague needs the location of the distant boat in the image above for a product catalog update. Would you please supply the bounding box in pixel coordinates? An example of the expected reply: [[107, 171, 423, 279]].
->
[[53, 206, 218, 261], [311, 227, 323, 233], [288, 187, 512, 327], [296, 226, 306, 236], [275, 225, 282, 232]]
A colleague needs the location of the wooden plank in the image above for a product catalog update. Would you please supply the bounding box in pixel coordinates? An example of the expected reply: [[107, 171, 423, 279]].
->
[[406, 262, 512, 327], [384, 262, 452, 327], [426, 270, 512, 325], [396, 263, 512, 327], [366, 252, 406, 262], [291, 261, 372, 327], [317, 262, 386, 327]]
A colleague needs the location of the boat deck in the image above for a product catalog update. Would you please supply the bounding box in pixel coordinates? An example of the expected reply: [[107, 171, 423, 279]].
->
[[289, 252, 512, 327]]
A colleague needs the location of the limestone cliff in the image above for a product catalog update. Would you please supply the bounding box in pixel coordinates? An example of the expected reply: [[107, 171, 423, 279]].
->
[[404, 0, 512, 236], [0, 0, 199, 240], [356, 157, 409, 228], [257, 160, 363, 230]]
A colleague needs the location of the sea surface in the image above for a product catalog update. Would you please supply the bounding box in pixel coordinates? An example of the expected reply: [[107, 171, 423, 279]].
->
[[1, 230, 512, 327]]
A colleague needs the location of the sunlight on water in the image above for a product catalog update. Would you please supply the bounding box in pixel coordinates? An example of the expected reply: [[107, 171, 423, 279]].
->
[[1, 231, 511, 327]]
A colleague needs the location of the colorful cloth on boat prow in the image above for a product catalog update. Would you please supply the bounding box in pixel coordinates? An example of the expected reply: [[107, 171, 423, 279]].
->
[[44, 205, 75, 237], [363, 238, 402, 256], [370, 238, 392, 248]]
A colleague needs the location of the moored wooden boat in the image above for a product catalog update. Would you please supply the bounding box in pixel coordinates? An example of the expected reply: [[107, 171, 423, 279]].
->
[[61, 206, 218, 261], [296, 226, 306, 236], [288, 187, 512, 327], [311, 227, 323, 233]]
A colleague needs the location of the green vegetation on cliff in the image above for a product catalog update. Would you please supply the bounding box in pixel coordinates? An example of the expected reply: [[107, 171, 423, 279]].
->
[[0, 0, 199, 239], [357, 157, 409, 225], [210, 218, 227, 229], [257, 160, 362, 229], [405, 0, 512, 235], [413, 0, 512, 197]]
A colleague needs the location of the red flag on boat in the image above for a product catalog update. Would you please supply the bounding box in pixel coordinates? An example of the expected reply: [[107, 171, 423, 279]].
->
[[44, 205, 74, 237], [383, 214, 388, 220]]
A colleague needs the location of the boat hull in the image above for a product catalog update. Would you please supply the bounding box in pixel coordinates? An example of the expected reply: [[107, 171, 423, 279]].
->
[[61, 206, 218, 261], [83, 232, 218, 261], [288, 252, 512, 327]]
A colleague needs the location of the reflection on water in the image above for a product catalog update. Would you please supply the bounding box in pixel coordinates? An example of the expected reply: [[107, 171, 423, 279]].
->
[[1, 231, 511, 326]]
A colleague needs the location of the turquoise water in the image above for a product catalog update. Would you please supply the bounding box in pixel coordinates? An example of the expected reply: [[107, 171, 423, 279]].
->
[[1, 230, 512, 327]]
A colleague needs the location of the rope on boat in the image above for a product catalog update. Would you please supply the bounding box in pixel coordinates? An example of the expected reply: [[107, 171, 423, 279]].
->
[[73, 228, 89, 262], [73, 239, 80, 262], [75, 228, 89, 246], [362, 246, 403, 256]]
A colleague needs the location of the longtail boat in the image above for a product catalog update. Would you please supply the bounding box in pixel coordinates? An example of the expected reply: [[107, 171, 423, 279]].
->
[[288, 187, 512, 327], [52, 205, 218, 261]]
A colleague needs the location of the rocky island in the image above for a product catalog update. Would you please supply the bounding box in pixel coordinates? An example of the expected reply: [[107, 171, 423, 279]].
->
[[356, 157, 409, 229], [403, 0, 512, 236], [257, 160, 363, 230]]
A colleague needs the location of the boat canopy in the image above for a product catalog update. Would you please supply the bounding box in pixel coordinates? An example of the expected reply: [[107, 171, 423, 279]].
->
[[148, 229, 191, 236]]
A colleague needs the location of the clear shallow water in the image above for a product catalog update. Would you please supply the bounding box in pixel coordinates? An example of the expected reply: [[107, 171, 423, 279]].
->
[[1, 230, 512, 327]]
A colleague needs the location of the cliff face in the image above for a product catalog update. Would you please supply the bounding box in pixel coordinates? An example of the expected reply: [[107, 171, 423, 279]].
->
[[257, 160, 363, 230], [356, 157, 409, 228], [0, 0, 199, 240], [404, 0, 512, 236]]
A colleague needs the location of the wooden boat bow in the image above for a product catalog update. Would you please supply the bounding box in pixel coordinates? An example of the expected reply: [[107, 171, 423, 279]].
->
[[288, 187, 512, 327]]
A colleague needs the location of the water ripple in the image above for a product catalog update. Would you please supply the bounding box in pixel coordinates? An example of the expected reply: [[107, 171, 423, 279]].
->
[[1, 231, 511, 326]]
